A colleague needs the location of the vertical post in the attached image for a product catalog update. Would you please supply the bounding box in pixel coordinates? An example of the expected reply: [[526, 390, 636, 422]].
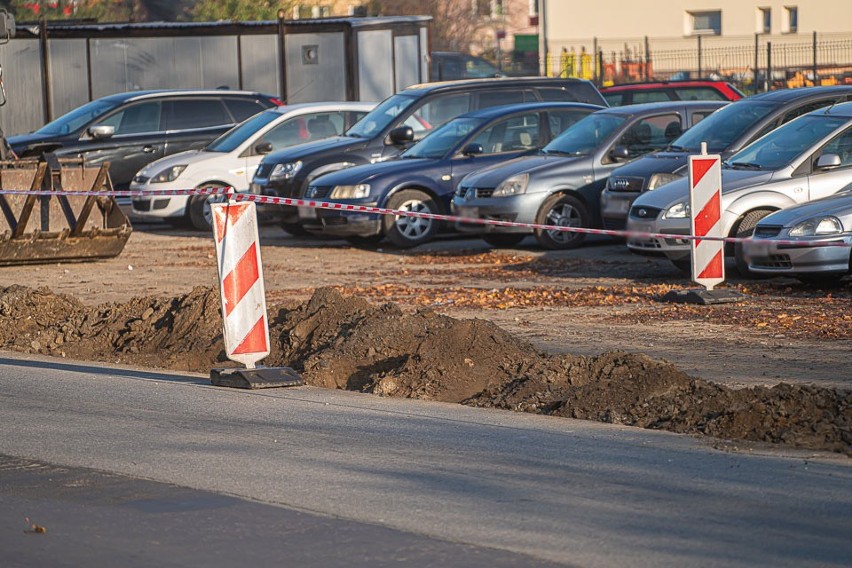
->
[[596, 49, 604, 87], [753, 33, 759, 95], [538, 0, 548, 76], [766, 41, 772, 91], [39, 16, 52, 124], [237, 35, 244, 90], [644, 35, 650, 81], [85, 37, 93, 102], [592, 37, 598, 84], [812, 31, 818, 86], [277, 10, 287, 101], [697, 35, 702, 78]]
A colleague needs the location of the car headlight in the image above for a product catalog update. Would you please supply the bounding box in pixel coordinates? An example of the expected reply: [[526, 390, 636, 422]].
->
[[150, 165, 187, 183], [269, 161, 303, 181], [663, 201, 691, 219], [492, 173, 529, 197], [647, 172, 682, 190], [788, 216, 843, 237], [329, 184, 371, 199]]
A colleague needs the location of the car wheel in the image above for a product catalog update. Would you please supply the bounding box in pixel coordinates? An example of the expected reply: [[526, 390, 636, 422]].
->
[[482, 234, 526, 247], [382, 189, 441, 248], [534, 194, 588, 250], [670, 257, 692, 276], [188, 185, 229, 231], [280, 221, 309, 236], [733, 209, 774, 278]]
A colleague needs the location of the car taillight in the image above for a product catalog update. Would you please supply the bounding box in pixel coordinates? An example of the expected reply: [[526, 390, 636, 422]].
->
[[270, 97, 286, 106]]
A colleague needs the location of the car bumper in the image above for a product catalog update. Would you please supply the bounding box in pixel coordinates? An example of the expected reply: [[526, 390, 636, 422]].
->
[[130, 185, 189, 219], [451, 194, 544, 234], [298, 203, 382, 237], [743, 236, 852, 275], [626, 216, 692, 260], [600, 189, 641, 231], [251, 179, 299, 224]]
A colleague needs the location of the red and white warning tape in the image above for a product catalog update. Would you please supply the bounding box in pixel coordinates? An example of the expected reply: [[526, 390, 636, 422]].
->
[[2, 187, 851, 248]]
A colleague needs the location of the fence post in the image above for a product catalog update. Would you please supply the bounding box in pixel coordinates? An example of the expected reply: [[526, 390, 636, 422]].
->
[[697, 35, 702, 78], [597, 49, 604, 86], [39, 16, 52, 124], [753, 33, 759, 95], [812, 31, 818, 86], [593, 37, 598, 84], [644, 35, 650, 81], [766, 41, 772, 91], [276, 10, 287, 101]]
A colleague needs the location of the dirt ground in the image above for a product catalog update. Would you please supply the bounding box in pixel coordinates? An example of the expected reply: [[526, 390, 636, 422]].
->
[[0, 223, 849, 456]]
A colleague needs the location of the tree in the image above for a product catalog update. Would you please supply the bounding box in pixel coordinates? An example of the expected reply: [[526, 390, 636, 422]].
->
[[364, 0, 482, 52], [191, 0, 299, 21]]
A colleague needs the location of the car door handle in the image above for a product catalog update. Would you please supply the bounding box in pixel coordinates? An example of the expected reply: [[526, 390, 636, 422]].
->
[[142, 145, 156, 153]]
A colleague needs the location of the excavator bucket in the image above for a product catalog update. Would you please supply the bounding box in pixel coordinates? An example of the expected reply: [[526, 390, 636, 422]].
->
[[0, 155, 132, 265]]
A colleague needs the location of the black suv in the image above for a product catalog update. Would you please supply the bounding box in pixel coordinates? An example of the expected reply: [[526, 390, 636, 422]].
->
[[250, 77, 607, 233], [600, 85, 852, 230], [9, 89, 283, 189]]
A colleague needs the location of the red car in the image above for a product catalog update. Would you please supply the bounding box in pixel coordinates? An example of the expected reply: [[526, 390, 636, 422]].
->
[[601, 80, 744, 106]]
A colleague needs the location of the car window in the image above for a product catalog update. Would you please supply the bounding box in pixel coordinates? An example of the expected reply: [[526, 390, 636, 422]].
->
[[468, 112, 541, 154], [674, 100, 777, 153], [539, 87, 581, 102], [165, 99, 231, 130], [780, 99, 839, 124], [544, 113, 626, 156], [262, 118, 310, 150], [347, 93, 417, 138], [819, 128, 852, 168], [690, 110, 715, 125], [603, 93, 625, 106], [36, 99, 118, 135], [673, 87, 727, 101], [477, 90, 526, 110], [400, 93, 472, 139], [463, 56, 502, 78], [548, 109, 595, 136], [97, 101, 163, 135], [206, 109, 280, 153], [632, 90, 673, 104], [225, 98, 267, 122], [348, 111, 370, 127], [617, 114, 680, 158], [302, 112, 345, 141]]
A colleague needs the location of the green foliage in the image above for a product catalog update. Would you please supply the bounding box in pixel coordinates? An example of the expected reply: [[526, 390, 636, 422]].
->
[[191, 0, 298, 21]]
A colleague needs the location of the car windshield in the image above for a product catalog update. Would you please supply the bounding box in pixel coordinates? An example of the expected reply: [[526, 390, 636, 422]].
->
[[401, 117, 484, 159], [542, 113, 626, 156], [672, 101, 776, 153], [726, 114, 849, 171], [346, 94, 417, 138], [33, 99, 119, 135], [206, 110, 280, 153]]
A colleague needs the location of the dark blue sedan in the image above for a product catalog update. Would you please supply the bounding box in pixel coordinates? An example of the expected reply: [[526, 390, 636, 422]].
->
[[297, 101, 603, 247]]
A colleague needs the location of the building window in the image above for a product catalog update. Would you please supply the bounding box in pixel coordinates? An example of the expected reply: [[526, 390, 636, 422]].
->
[[784, 6, 798, 33], [757, 7, 771, 34], [688, 10, 722, 35], [474, 0, 490, 17], [529, 0, 538, 17]]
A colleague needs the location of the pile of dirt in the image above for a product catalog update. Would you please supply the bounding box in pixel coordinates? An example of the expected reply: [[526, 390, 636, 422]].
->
[[1, 285, 849, 456]]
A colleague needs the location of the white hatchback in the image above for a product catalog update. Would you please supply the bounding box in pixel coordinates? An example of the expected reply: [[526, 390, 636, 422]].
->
[[130, 101, 375, 230]]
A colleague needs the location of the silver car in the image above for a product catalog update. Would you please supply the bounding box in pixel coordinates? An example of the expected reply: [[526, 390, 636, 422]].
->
[[742, 184, 852, 283], [627, 101, 852, 274], [451, 101, 726, 249]]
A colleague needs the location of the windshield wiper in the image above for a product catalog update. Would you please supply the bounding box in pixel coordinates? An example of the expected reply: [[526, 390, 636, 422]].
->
[[543, 149, 585, 156], [666, 144, 687, 152], [730, 161, 763, 170]]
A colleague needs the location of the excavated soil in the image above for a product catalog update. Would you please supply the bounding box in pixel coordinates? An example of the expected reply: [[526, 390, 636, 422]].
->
[[1, 284, 849, 456]]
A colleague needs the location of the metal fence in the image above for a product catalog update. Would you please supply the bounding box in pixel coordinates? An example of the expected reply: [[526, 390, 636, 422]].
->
[[539, 32, 852, 94]]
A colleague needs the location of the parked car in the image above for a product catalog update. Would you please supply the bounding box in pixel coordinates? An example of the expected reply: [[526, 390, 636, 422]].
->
[[129, 101, 374, 230], [600, 80, 744, 106], [601, 86, 852, 230], [430, 51, 505, 81], [626, 102, 852, 274], [250, 77, 608, 235], [742, 183, 852, 284], [451, 101, 727, 249], [8, 89, 283, 190], [298, 102, 602, 247]]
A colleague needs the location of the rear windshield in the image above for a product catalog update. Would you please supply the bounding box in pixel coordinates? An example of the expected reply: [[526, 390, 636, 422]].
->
[[34, 99, 118, 135], [346, 94, 418, 138], [542, 113, 626, 156], [672, 101, 776, 153]]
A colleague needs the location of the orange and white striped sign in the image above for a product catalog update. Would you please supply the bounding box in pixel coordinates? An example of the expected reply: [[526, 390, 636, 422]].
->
[[211, 201, 270, 368], [689, 152, 724, 290]]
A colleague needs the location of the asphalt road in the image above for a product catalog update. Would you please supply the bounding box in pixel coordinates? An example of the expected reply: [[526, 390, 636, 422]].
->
[[0, 352, 850, 567]]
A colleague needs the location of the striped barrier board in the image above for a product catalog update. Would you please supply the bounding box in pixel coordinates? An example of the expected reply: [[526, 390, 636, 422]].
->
[[688, 152, 724, 290]]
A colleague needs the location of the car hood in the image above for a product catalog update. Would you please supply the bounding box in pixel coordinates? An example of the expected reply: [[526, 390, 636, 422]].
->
[[7, 131, 62, 151], [261, 136, 364, 163], [609, 151, 690, 178], [135, 150, 208, 177], [311, 158, 434, 187], [632, 168, 775, 209], [759, 191, 852, 228], [461, 154, 582, 187]]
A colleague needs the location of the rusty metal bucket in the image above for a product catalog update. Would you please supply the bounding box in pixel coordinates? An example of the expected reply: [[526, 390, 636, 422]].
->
[[0, 155, 131, 265]]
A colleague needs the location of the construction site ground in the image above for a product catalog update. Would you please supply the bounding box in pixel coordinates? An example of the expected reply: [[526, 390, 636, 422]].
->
[[0, 222, 849, 456]]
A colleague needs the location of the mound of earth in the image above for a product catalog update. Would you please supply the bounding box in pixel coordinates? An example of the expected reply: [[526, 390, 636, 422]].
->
[[0, 285, 849, 456]]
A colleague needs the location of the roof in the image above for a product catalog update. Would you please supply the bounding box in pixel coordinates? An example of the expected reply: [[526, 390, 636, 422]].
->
[[400, 76, 593, 97], [601, 80, 735, 91], [99, 89, 277, 102], [746, 85, 852, 102], [596, 100, 729, 115], [457, 101, 605, 120]]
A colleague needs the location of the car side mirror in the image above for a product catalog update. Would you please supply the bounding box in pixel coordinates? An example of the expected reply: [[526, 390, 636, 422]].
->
[[462, 143, 484, 156], [816, 153, 841, 170], [610, 145, 631, 161], [87, 125, 115, 140], [388, 126, 414, 145], [254, 141, 273, 155]]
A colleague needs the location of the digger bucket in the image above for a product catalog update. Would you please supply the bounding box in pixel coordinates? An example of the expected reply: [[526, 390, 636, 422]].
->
[[0, 155, 132, 265]]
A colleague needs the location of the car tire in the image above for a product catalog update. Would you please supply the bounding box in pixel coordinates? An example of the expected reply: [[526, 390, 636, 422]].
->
[[534, 193, 588, 250], [280, 221, 309, 236], [733, 209, 774, 278], [670, 257, 692, 276], [482, 234, 526, 247], [382, 189, 441, 248], [188, 184, 229, 232]]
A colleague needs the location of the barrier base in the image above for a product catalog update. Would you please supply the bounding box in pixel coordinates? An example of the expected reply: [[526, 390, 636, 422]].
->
[[210, 366, 304, 389], [659, 288, 745, 305]]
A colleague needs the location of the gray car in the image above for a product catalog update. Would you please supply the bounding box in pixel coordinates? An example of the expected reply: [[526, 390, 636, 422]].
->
[[451, 101, 726, 249], [627, 102, 852, 274], [742, 183, 852, 283]]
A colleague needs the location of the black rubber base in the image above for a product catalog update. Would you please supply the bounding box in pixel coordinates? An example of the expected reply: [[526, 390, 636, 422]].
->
[[210, 367, 304, 389], [659, 289, 745, 305]]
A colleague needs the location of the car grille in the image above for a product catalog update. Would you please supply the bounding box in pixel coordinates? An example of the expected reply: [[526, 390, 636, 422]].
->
[[475, 188, 495, 198], [305, 185, 332, 199], [132, 175, 149, 184], [751, 254, 792, 269], [603, 218, 627, 231], [607, 176, 644, 192], [754, 225, 783, 238], [255, 163, 273, 178], [629, 205, 662, 220], [132, 199, 151, 212]]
